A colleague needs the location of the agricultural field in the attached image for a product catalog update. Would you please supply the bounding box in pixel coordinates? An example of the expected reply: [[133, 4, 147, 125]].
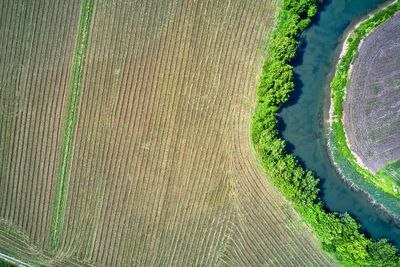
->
[[0, 0, 82, 265], [0, 0, 333, 266], [343, 12, 400, 174], [329, 1, 400, 215]]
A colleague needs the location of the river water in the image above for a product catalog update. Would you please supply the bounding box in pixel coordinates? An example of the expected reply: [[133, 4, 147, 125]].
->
[[279, 0, 400, 247]]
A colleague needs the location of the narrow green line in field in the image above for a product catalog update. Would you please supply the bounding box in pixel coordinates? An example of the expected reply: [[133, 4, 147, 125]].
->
[[49, 0, 94, 251]]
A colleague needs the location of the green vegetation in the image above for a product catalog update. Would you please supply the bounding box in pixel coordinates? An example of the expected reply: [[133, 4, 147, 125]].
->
[[252, 0, 400, 265], [49, 0, 94, 250], [378, 160, 400, 187], [2, 0, 334, 265], [0, 259, 16, 267], [329, 1, 400, 199]]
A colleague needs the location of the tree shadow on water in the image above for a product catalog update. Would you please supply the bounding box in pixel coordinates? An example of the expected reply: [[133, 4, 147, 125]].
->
[[277, 0, 334, 152], [281, 0, 332, 107], [276, 0, 337, 203], [311, 0, 332, 26], [279, 0, 333, 109], [293, 35, 307, 67], [282, 71, 304, 109], [276, 114, 309, 172]]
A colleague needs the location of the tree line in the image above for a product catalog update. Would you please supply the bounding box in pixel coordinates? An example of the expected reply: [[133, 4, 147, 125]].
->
[[252, 0, 400, 265]]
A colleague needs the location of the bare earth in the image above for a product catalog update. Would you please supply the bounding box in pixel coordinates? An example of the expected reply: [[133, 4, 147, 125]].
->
[[344, 12, 400, 173]]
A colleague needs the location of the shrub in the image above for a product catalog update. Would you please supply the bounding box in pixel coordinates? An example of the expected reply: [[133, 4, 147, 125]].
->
[[252, 0, 400, 265]]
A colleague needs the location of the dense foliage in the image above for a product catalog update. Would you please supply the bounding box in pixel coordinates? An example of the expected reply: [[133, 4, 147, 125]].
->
[[252, 0, 400, 266]]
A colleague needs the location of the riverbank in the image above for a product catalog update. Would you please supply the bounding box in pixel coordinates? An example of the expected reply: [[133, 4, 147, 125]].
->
[[252, 0, 400, 265], [327, 0, 400, 218]]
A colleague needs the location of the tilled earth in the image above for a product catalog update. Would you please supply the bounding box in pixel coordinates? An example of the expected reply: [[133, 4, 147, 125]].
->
[[344, 12, 400, 173]]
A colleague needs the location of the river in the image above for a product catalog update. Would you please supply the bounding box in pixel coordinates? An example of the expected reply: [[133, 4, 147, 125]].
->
[[279, 0, 400, 247]]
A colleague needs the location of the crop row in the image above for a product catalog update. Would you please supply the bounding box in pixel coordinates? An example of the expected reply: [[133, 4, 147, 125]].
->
[[51, 0, 331, 266], [0, 0, 81, 252], [343, 12, 400, 174], [49, 0, 94, 251], [2, 0, 332, 265]]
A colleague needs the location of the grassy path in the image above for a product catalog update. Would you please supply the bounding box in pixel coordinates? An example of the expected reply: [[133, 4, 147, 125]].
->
[[49, 0, 94, 251]]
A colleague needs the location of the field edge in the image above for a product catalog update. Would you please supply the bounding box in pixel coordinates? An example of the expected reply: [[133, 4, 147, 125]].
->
[[327, 0, 400, 217]]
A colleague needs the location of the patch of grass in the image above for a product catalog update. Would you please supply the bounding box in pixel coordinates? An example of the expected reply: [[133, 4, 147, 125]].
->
[[0, 258, 17, 267], [378, 160, 400, 186], [49, 0, 94, 251]]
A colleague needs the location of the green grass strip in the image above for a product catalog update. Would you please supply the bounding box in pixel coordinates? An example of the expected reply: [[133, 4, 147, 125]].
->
[[0, 258, 17, 267], [329, 1, 400, 200], [378, 160, 400, 184], [48, 0, 94, 251]]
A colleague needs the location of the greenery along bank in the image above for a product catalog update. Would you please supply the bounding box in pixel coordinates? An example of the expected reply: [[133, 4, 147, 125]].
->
[[251, 0, 400, 266], [0, 258, 17, 267], [329, 1, 400, 213]]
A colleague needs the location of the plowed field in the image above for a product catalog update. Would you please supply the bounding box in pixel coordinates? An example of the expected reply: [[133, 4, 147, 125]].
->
[[0, 0, 333, 266], [344, 12, 400, 173]]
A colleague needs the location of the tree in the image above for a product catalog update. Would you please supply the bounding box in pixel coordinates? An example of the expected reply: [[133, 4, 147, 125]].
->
[[367, 239, 399, 267]]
